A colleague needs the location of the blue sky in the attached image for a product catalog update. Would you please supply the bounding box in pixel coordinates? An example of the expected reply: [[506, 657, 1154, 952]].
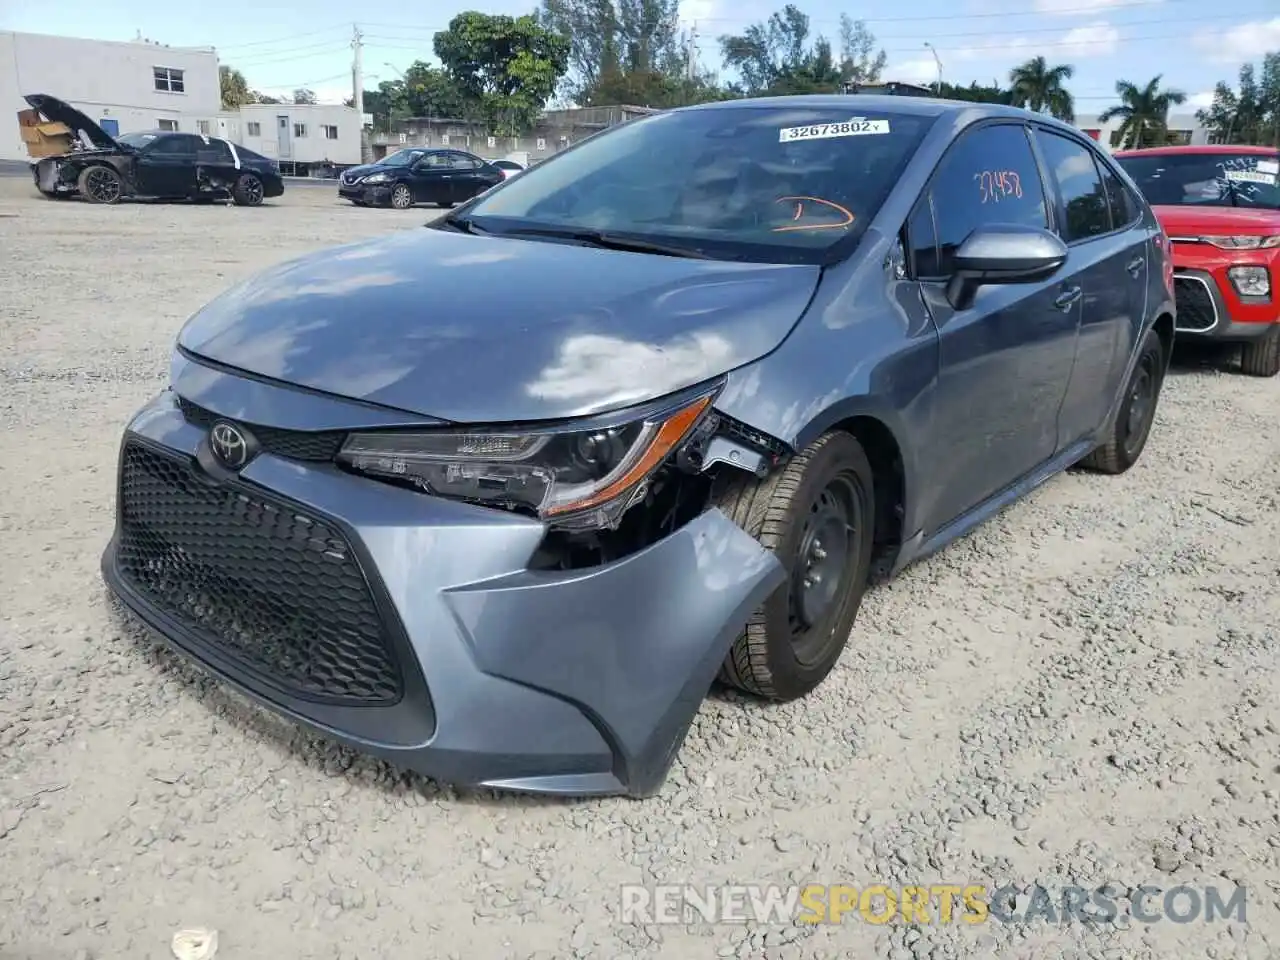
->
[[4, 0, 1279, 118]]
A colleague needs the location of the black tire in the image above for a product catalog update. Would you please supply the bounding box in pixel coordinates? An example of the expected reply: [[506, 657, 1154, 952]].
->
[[390, 183, 414, 210], [1078, 325, 1166, 474], [232, 174, 265, 207], [710, 431, 875, 701], [77, 165, 123, 204], [1240, 327, 1280, 378]]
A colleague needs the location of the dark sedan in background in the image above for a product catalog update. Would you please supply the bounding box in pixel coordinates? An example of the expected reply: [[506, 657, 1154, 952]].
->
[[338, 147, 504, 209], [103, 96, 1174, 798], [25, 93, 283, 206]]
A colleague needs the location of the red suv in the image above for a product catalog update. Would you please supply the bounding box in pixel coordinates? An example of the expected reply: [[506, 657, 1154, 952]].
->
[[1115, 145, 1280, 377]]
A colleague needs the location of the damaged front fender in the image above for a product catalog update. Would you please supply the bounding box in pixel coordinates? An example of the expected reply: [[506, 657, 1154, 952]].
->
[[442, 507, 785, 796]]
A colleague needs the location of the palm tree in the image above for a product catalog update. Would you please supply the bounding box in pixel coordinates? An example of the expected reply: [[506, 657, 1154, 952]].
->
[[1100, 76, 1187, 149], [1008, 56, 1075, 122]]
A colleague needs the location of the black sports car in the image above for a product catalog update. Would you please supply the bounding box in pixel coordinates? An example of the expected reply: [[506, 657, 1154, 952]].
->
[[25, 93, 284, 206]]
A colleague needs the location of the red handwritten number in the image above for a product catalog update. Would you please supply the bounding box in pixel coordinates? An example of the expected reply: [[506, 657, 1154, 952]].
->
[[975, 170, 1024, 204]]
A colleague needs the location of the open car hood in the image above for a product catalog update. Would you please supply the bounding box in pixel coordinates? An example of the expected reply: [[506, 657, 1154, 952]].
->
[[176, 227, 823, 424], [23, 93, 119, 150]]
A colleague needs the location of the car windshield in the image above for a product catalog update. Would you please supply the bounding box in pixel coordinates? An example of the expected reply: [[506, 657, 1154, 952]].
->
[[379, 149, 422, 167], [1116, 151, 1280, 210], [116, 132, 158, 148], [462, 105, 936, 264]]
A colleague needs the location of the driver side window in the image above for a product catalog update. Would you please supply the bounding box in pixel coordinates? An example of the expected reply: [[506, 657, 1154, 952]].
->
[[922, 124, 1049, 278]]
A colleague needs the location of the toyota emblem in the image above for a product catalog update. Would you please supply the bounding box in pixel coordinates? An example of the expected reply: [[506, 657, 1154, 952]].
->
[[210, 421, 252, 470]]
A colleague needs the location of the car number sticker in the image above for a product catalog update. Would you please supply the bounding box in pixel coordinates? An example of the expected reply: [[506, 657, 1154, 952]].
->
[[1224, 169, 1277, 185], [779, 118, 890, 143], [1255, 159, 1279, 175]]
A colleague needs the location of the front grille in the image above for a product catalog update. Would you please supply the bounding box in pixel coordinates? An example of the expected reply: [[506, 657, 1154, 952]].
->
[[116, 440, 403, 704], [1174, 277, 1218, 332], [176, 396, 346, 462]]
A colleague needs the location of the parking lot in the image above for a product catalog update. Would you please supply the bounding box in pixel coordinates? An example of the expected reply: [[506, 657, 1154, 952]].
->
[[1, 174, 1278, 960]]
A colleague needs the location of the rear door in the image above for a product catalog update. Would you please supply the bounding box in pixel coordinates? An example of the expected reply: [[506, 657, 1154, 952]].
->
[[446, 151, 494, 202], [1030, 127, 1144, 447], [908, 121, 1083, 534]]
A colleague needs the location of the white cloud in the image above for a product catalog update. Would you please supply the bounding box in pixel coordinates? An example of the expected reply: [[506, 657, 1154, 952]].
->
[[1188, 90, 1216, 109], [1057, 21, 1120, 57], [885, 56, 942, 85], [1194, 18, 1280, 63], [1034, 0, 1157, 13]]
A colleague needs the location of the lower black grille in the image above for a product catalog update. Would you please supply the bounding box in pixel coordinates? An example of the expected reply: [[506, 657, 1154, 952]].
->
[[1174, 277, 1218, 332], [176, 396, 347, 462], [115, 440, 402, 704]]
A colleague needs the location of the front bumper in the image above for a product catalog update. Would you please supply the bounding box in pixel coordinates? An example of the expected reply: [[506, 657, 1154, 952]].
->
[[101, 382, 783, 797], [1173, 268, 1278, 341], [338, 181, 391, 205]]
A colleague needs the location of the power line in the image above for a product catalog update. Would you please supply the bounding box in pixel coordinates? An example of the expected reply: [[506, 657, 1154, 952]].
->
[[216, 25, 348, 52], [231, 44, 352, 68]]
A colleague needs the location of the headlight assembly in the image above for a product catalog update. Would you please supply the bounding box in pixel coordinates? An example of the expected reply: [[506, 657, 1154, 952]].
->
[[336, 387, 718, 529], [1201, 235, 1280, 250], [363, 173, 389, 184]]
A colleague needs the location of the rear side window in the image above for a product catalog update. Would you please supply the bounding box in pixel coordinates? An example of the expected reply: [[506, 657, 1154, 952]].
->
[[196, 139, 233, 164], [925, 123, 1048, 277], [1034, 130, 1110, 241]]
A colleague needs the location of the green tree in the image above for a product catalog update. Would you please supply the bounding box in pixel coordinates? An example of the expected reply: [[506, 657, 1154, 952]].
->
[[1008, 56, 1075, 122], [253, 91, 281, 104], [938, 80, 1012, 105], [433, 12, 569, 134], [1099, 75, 1186, 149], [1199, 53, 1280, 145], [219, 65, 253, 109], [718, 6, 884, 97], [292, 88, 317, 105]]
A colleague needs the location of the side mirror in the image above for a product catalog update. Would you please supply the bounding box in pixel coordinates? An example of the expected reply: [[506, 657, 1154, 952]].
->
[[944, 224, 1068, 310]]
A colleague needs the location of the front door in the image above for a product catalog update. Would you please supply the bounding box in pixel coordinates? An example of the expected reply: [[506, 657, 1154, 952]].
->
[[411, 152, 454, 204], [908, 121, 1083, 535], [135, 133, 200, 197], [277, 116, 292, 160], [1031, 127, 1146, 447]]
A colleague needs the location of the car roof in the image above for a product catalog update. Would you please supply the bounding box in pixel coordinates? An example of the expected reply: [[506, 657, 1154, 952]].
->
[[668, 94, 1084, 137], [1114, 144, 1280, 157]]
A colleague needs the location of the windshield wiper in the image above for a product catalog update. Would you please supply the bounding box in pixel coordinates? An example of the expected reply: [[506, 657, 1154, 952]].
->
[[437, 213, 485, 235], [496, 225, 717, 260]]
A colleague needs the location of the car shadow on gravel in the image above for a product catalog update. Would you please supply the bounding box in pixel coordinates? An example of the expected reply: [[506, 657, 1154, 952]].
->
[[105, 594, 641, 808], [1167, 341, 1242, 376]]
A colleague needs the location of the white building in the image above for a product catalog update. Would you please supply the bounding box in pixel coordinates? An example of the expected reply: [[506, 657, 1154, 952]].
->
[[2, 29, 363, 171], [1076, 112, 1210, 151], [214, 103, 362, 171], [1, 30, 220, 160]]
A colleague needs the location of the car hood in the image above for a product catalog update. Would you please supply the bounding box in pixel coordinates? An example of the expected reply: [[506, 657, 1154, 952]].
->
[[176, 228, 823, 423], [341, 163, 388, 181], [1152, 204, 1280, 236], [23, 93, 119, 150]]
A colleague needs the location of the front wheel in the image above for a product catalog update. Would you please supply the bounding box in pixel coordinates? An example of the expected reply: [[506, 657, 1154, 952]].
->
[[390, 183, 414, 210], [1078, 325, 1166, 474], [1240, 327, 1280, 377], [77, 165, 123, 204], [232, 173, 264, 206], [710, 431, 875, 701]]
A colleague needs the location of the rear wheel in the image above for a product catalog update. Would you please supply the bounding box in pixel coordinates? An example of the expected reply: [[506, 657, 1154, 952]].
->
[[77, 165, 122, 204], [390, 183, 414, 210], [1240, 327, 1280, 377], [1078, 325, 1166, 474], [232, 173, 264, 207], [710, 431, 875, 701]]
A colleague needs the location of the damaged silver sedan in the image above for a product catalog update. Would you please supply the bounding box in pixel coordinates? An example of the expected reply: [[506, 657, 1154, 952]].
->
[[102, 95, 1174, 796]]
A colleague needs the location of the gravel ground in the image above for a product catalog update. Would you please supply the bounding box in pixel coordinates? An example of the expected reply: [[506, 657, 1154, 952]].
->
[[2, 178, 1278, 960]]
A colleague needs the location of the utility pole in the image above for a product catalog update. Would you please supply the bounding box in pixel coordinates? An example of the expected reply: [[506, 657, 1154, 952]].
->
[[686, 22, 698, 83], [352, 23, 370, 163]]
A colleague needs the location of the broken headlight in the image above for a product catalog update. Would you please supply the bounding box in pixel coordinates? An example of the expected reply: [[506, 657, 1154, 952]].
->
[[336, 386, 718, 529]]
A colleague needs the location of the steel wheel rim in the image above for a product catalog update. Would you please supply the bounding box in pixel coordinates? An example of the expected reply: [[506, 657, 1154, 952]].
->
[[86, 168, 120, 203], [789, 474, 861, 666], [392, 186, 411, 208], [1122, 350, 1158, 458]]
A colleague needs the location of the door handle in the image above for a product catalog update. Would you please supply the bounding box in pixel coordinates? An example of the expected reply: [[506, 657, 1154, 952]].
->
[[1126, 256, 1145, 276], [1054, 286, 1083, 311]]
